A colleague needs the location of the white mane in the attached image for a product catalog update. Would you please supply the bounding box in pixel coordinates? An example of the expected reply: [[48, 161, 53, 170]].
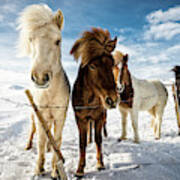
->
[[17, 4, 54, 57]]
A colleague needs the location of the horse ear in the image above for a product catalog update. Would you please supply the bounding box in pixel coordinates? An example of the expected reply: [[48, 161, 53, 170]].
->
[[123, 54, 128, 63], [105, 36, 117, 53], [114, 36, 117, 43], [53, 9, 64, 30], [171, 66, 180, 73]]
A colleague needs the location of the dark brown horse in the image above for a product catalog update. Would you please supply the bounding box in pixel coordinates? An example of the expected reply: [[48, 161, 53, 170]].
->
[[172, 66, 180, 135], [70, 28, 117, 177]]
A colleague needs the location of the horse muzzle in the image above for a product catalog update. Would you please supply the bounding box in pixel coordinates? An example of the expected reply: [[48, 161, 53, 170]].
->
[[105, 96, 117, 109], [31, 71, 52, 89]]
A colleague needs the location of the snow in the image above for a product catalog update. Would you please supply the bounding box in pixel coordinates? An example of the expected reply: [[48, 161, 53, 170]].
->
[[0, 63, 180, 180]]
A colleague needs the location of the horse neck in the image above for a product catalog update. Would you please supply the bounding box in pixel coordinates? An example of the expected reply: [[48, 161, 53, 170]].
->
[[48, 61, 67, 91], [75, 66, 100, 105]]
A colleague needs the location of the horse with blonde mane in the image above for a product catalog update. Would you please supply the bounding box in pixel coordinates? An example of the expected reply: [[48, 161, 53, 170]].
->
[[17, 4, 70, 178], [113, 51, 168, 143], [70, 28, 117, 177]]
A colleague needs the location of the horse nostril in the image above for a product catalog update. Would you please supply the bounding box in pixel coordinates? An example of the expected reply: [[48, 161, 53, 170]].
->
[[105, 97, 113, 106], [117, 84, 125, 93], [43, 73, 49, 82], [31, 74, 36, 82]]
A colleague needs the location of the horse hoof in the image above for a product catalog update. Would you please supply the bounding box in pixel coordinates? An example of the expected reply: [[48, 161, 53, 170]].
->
[[134, 139, 140, 144], [96, 163, 105, 171], [51, 177, 58, 180], [97, 166, 105, 171], [35, 167, 45, 176], [62, 157, 65, 164], [155, 137, 160, 140], [75, 172, 84, 178], [118, 136, 127, 142], [25, 144, 32, 150]]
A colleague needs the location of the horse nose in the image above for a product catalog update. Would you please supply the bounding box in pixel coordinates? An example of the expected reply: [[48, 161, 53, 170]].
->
[[31, 71, 51, 88], [105, 97, 114, 108], [117, 84, 125, 93], [31, 73, 37, 82], [117, 87, 120, 92]]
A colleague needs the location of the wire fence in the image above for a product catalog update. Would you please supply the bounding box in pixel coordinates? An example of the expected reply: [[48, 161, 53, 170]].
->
[[0, 83, 175, 111]]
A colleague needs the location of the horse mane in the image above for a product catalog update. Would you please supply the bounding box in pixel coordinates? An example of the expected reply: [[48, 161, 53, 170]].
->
[[17, 4, 53, 57], [70, 28, 117, 67], [113, 51, 124, 65], [113, 50, 128, 65]]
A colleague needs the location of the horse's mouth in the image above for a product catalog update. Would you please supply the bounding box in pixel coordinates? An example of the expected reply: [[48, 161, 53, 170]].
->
[[104, 103, 117, 109], [33, 82, 50, 89], [100, 95, 117, 109]]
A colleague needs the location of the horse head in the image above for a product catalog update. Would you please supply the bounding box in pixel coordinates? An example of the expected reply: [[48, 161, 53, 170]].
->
[[17, 5, 64, 88], [71, 28, 117, 109]]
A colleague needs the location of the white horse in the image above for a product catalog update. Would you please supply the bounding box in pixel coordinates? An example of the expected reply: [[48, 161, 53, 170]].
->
[[17, 4, 70, 178], [113, 51, 168, 143]]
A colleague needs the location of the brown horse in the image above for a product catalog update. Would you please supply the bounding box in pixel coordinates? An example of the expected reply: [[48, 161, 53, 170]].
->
[[70, 28, 117, 177], [172, 66, 180, 135]]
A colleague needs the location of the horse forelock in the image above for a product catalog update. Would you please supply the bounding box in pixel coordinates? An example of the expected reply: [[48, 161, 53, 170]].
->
[[17, 4, 55, 56], [17, 4, 53, 32], [70, 28, 116, 67]]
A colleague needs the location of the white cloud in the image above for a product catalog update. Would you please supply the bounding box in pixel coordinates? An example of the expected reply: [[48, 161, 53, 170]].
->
[[0, 3, 18, 14], [145, 22, 180, 40], [115, 44, 137, 57], [0, 2, 19, 28], [114, 41, 179, 80], [147, 6, 180, 24], [115, 40, 180, 65], [117, 35, 126, 42], [115, 27, 134, 34], [0, 15, 4, 22], [144, 6, 180, 40]]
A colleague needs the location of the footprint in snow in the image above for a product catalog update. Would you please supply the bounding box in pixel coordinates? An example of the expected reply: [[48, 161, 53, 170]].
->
[[9, 85, 24, 90]]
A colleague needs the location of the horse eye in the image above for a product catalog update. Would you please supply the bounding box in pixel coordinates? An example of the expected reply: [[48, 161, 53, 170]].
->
[[89, 64, 96, 71], [55, 40, 60, 46]]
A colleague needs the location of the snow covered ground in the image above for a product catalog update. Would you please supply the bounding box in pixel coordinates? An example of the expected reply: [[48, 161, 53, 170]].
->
[[0, 63, 180, 180]]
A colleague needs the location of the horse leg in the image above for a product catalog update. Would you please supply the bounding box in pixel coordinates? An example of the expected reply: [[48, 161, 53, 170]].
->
[[103, 111, 108, 137], [35, 121, 47, 175], [148, 107, 156, 128], [154, 106, 163, 140], [76, 119, 88, 177], [46, 123, 53, 152], [51, 116, 65, 178], [130, 110, 139, 143], [87, 121, 93, 144], [118, 109, 128, 142], [25, 113, 36, 150], [95, 119, 105, 170]]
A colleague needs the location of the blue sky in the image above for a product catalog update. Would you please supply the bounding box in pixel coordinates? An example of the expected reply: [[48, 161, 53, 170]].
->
[[0, 0, 180, 82]]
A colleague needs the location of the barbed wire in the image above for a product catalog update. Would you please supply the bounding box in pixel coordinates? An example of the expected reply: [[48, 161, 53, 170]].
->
[[0, 82, 177, 110], [0, 97, 100, 110], [0, 92, 174, 110]]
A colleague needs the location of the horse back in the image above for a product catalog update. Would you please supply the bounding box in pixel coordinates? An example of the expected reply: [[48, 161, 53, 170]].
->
[[133, 78, 168, 110]]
